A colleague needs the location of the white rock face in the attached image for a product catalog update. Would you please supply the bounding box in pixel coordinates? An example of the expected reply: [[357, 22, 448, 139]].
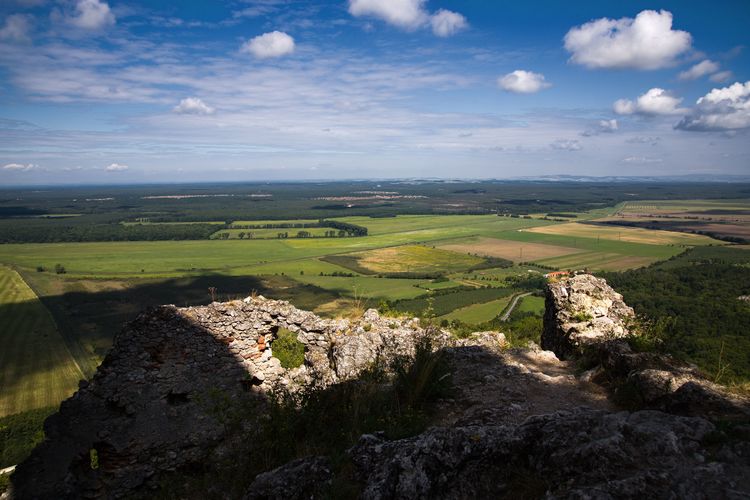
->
[[542, 274, 634, 357]]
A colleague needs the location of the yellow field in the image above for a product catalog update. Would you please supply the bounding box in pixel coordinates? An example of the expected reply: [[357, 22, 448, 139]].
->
[[0, 266, 83, 416], [523, 222, 718, 246], [356, 245, 483, 273], [439, 237, 582, 262], [535, 251, 656, 271]]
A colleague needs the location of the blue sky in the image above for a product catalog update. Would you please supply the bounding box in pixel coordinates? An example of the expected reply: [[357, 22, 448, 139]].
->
[[0, 0, 748, 185]]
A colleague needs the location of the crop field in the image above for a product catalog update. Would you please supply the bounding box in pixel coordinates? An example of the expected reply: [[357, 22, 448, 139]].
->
[[0, 208, 733, 417], [512, 295, 545, 316], [440, 236, 581, 262], [352, 245, 483, 274], [0, 216, 545, 278], [523, 222, 718, 246], [0, 266, 83, 417], [438, 296, 513, 324], [618, 199, 750, 215]]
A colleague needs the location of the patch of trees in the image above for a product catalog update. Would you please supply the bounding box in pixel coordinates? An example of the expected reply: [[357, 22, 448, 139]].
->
[[319, 220, 368, 236], [603, 261, 750, 384], [0, 407, 55, 468], [467, 256, 513, 272], [0, 223, 223, 243]]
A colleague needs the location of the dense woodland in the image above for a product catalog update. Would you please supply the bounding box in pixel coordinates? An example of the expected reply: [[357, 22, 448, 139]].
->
[[2, 181, 750, 243], [604, 247, 750, 384]]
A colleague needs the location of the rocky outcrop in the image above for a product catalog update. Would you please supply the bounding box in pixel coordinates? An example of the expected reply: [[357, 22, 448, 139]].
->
[[10, 277, 750, 499], [347, 407, 750, 499], [542, 273, 634, 357], [9, 297, 446, 499], [544, 274, 750, 420]]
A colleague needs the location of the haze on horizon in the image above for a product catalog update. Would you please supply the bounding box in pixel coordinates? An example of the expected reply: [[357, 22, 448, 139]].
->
[[0, 0, 749, 186]]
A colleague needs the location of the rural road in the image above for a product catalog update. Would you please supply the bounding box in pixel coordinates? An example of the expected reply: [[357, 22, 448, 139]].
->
[[500, 292, 533, 321], [0, 465, 15, 475]]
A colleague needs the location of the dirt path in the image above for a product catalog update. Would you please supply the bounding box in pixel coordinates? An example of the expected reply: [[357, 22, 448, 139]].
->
[[500, 292, 532, 321], [435, 345, 614, 427]]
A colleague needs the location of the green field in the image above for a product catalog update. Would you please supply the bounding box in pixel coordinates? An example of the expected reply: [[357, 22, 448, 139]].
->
[[439, 296, 513, 324], [0, 266, 83, 417], [512, 295, 545, 316], [0, 212, 730, 417]]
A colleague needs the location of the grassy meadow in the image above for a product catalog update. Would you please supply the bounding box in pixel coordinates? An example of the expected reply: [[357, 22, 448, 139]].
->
[[0, 266, 83, 417]]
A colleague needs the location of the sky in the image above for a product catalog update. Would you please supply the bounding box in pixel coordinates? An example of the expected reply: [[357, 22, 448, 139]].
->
[[0, 0, 749, 185]]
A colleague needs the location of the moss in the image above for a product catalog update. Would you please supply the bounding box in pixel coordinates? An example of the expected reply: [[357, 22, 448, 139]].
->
[[272, 328, 305, 369]]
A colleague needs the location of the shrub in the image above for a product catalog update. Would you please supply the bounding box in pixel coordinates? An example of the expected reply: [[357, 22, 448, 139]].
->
[[272, 328, 305, 369]]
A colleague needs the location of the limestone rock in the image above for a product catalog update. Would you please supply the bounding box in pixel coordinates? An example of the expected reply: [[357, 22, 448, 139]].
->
[[542, 274, 634, 357], [347, 407, 749, 499]]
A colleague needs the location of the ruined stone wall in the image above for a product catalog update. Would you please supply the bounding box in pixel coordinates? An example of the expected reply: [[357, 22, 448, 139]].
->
[[9, 296, 444, 498]]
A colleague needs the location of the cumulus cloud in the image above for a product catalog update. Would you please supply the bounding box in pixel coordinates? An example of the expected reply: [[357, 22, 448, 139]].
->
[[498, 70, 550, 94], [105, 163, 128, 171], [710, 70, 734, 83], [348, 0, 467, 37], [0, 14, 32, 43], [581, 119, 618, 136], [614, 88, 687, 116], [430, 9, 467, 37], [564, 10, 691, 70], [173, 97, 215, 115], [3, 162, 36, 171], [64, 0, 116, 30], [240, 31, 295, 59], [348, 0, 428, 30], [678, 59, 720, 81], [676, 81, 750, 131], [550, 139, 582, 151]]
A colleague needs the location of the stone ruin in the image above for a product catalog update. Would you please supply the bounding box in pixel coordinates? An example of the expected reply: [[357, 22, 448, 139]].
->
[[8, 275, 750, 499], [9, 296, 452, 498]]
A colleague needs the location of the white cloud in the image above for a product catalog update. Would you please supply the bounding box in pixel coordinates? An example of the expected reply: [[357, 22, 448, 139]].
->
[[173, 97, 215, 115], [710, 70, 733, 83], [676, 81, 750, 131], [430, 9, 467, 37], [550, 139, 582, 151], [564, 10, 691, 70], [0, 14, 32, 43], [65, 0, 116, 30], [678, 59, 720, 81], [348, 0, 467, 37], [3, 162, 36, 171], [240, 31, 295, 59], [348, 0, 428, 30], [582, 119, 618, 136], [498, 70, 550, 94], [105, 162, 128, 171], [622, 156, 663, 164], [614, 88, 687, 116]]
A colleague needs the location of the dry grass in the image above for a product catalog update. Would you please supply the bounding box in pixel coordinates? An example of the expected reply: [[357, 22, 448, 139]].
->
[[355, 245, 482, 274], [440, 237, 581, 262], [524, 222, 716, 246]]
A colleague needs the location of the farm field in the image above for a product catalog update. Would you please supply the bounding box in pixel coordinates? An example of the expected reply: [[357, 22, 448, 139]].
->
[[523, 222, 719, 246], [440, 236, 581, 262], [0, 266, 83, 417], [604, 199, 750, 242], [512, 295, 545, 316], [349, 245, 483, 274], [439, 296, 513, 324], [0, 209, 731, 418]]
